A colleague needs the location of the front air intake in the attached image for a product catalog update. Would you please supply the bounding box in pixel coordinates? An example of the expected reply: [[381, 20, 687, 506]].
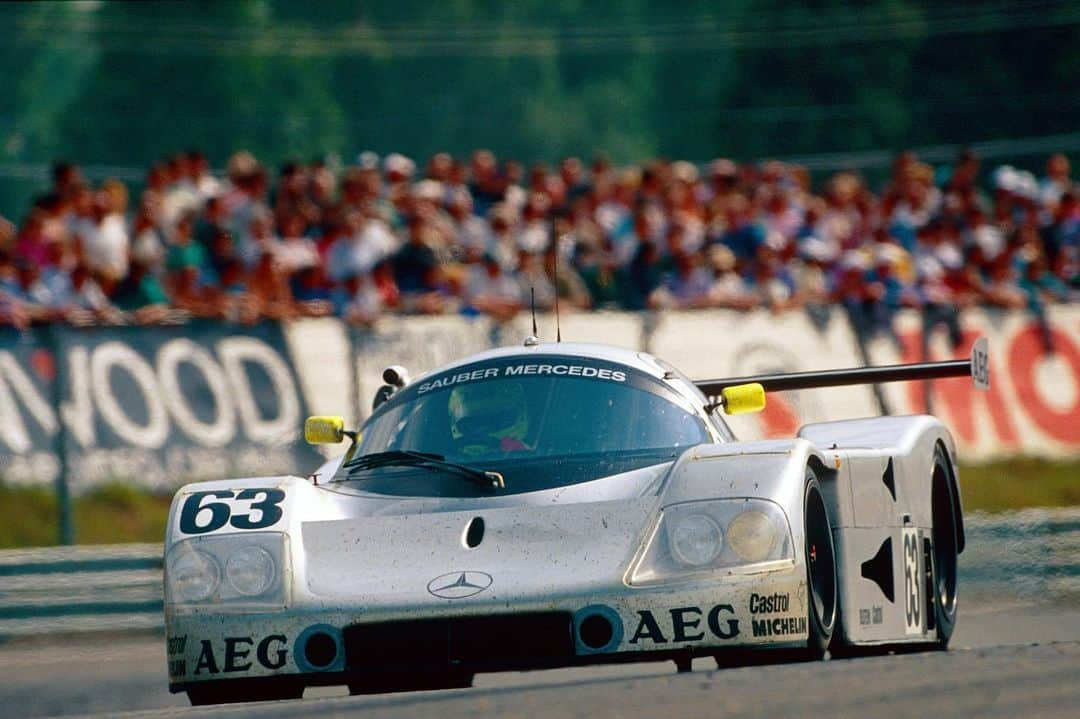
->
[[344, 612, 574, 671]]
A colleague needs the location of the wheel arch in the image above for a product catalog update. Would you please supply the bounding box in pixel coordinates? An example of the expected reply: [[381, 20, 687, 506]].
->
[[934, 439, 965, 554]]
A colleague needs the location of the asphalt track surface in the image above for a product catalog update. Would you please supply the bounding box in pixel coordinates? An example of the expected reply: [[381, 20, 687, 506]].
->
[[2, 601, 1078, 719]]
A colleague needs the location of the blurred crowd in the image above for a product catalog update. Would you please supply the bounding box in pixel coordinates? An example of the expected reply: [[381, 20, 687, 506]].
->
[[0, 147, 1076, 348]]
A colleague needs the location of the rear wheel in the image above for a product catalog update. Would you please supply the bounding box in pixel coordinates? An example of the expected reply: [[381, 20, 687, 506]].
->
[[804, 468, 837, 659], [928, 446, 959, 648], [186, 679, 304, 706]]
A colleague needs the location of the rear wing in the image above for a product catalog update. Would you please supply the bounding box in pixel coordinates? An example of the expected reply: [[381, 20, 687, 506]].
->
[[696, 337, 988, 409]]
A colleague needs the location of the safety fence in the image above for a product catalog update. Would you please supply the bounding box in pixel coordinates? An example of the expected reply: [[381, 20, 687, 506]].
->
[[0, 508, 1075, 641], [0, 543, 162, 639]]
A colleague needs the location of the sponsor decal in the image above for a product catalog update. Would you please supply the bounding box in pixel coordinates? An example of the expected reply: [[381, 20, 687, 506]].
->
[[750, 616, 807, 638], [417, 363, 627, 394], [193, 634, 289, 675], [858, 606, 884, 626], [427, 571, 494, 599], [177, 488, 285, 535], [167, 634, 187, 676], [628, 604, 740, 645], [748, 592, 790, 614], [417, 367, 501, 394]]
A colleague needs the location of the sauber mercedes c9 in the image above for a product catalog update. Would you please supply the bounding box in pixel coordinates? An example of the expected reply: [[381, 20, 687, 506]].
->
[[163, 338, 987, 705]]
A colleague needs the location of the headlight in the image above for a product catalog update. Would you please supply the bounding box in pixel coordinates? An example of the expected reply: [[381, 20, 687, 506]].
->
[[629, 499, 793, 586], [225, 546, 276, 596], [727, 510, 778, 562], [669, 514, 723, 566], [166, 532, 289, 609], [170, 549, 220, 602]]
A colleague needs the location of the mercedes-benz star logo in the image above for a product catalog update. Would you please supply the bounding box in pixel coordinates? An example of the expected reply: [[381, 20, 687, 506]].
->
[[427, 571, 493, 599]]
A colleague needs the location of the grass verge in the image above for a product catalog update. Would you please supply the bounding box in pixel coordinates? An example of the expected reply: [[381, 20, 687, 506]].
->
[[958, 458, 1080, 514], [0, 482, 171, 549], [0, 458, 1076, 548]]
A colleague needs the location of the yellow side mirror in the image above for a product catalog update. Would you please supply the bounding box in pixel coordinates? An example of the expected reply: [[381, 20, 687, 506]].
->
[[304, 416, 346, 444], [721, 383, 766, 415]]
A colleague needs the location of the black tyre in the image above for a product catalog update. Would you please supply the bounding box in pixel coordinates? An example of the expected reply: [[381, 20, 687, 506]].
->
[[186, 678, 304, 706], [928, 445, 959, 648], [348, 670, 474, 696], [804, 468, 837, 659]]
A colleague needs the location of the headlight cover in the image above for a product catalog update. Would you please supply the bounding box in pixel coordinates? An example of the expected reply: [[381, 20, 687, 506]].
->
[[629, 499, 793, 586], [170, 548, 221, 602], [225, 545, 277, 596], [166, 532, 289, 610]]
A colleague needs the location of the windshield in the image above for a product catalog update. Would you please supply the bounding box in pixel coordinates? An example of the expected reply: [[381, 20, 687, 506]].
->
[[344, 355, 711, 496]]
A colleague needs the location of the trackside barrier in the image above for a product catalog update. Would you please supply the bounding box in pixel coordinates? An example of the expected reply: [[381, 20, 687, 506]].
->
[[1, 307, 1077, 502], [0, 509, 1076, 640], [0, 543, 162, 639]]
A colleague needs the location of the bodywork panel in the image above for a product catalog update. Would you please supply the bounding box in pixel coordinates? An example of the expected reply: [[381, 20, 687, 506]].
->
[[799, 415, 957, 645]]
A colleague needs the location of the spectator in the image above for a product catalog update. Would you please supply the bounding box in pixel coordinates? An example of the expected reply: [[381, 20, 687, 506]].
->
[[333, 270, 383, 326], [576, 242, 625, 309], [746, 244, 800, 314], [247, 251, 295, 321], [447, 188, 488, 262], [0, 146, 1074, 332], [392, 221, 450, 314], [466, 253, 523, 322], [1041, 153, 1073, 211], [516, 251, 556, 311], [1018, 251, 1070, 352], [195, 196, 230, 249], [276, 214, 319, 276], [706, 245, 755, 311], [273, 161, 319, 228], [544, 243, 592, 310], [111, 259, 170, 324], [51, 161, 84, 199], [468, 149, 504, 217], [327, 205, 399, 282], [186, 149, 222, 200]]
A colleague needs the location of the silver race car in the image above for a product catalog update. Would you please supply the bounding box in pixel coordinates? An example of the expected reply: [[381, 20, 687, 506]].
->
[[163, 338, 988, 705]]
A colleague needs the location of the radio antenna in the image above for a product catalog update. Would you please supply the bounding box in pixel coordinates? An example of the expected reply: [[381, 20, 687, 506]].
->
[[554, 241, 562, 343], [530, 287, 538, 337]]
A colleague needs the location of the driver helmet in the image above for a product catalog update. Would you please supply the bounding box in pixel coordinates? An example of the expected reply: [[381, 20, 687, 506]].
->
[[448, 381, 529, 452]]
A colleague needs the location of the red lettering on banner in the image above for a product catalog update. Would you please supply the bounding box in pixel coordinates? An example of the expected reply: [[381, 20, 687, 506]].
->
[[1008, 325, 1080, 443], [31, 349, 56, 383], [760, 393, 800, 438], [899, 330, 1017, 447]]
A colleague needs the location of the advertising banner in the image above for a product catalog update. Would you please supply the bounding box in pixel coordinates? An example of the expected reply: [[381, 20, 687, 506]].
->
[[0, 322, 322, 490], [3, 306, 1074, 495], [869, 305, 1080, 461]]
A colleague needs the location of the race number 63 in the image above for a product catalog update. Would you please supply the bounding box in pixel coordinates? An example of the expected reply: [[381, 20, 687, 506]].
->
[[902, 528, 922, 635], [178, 489, 286, 535]]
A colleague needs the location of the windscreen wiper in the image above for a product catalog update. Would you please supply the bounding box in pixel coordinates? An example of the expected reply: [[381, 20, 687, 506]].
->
[[342, 450, 505, 490]]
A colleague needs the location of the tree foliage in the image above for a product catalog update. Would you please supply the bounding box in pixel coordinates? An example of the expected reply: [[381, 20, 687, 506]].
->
[[1, 0, 1078, 213]]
